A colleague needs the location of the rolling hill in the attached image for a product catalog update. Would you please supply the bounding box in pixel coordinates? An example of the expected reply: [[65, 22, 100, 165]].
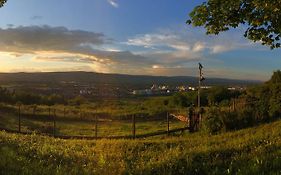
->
[[0, 72, 261, 88]]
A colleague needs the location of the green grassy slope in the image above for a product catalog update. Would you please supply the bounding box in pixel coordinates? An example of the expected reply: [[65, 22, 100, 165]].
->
[[1, 120, 281, 175]]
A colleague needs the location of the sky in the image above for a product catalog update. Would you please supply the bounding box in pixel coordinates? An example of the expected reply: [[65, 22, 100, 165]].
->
[[0, 0, 280, 81]]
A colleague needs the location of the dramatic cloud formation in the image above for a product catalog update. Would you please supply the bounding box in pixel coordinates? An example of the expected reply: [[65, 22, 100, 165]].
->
[[0, 25, 268, 79], [107, 0, 119, 8], [125, 26, 254, 56], [0, 25, 105, 54], [0, 25, 157, 74], [122, 25, 265, 78]]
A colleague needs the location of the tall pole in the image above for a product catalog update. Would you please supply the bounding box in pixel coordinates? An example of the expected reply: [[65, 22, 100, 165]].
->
[[198, 65, 202, 108], [198, 63, 205, 131]]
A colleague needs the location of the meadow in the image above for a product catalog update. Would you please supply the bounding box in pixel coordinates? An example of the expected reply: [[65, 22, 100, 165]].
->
[[1, 117, 281, 174], [0, 96, 188, 138]]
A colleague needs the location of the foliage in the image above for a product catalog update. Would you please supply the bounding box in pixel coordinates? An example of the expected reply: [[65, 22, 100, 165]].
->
[[171, 92, 191, 107], [171, 91, 208, 108], [245, 70, 281, 120], [203, 108, 224, 134], [0, 0, 6, 7], [187, 0, 281, 49], [207, 86, 240, 106], [68, 95, 88, 106], [267, 70, 281, 84], [0, 87, 66, 105]]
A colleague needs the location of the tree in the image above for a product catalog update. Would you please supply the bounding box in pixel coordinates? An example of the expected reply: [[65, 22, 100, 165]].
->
[[187, 0, 281, 49], [0, 0, 6, 7], [267, 70, 281, 84]]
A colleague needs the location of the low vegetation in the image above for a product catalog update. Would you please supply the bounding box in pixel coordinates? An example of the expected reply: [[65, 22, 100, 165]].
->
[[1, 118, 281, 174]]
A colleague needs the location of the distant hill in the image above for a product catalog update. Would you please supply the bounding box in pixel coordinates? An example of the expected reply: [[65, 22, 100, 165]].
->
[[0, 72, 261, 88]]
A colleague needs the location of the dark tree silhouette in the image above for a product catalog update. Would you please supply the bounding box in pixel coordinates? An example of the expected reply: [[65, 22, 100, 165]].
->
[[0, 0, 6, 7], [187, 0, 281, 49]]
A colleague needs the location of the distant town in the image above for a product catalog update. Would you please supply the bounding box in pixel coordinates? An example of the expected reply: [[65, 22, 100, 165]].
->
[[131, 84, 245, 96]]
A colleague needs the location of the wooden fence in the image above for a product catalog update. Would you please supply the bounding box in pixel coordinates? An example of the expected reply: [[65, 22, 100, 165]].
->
[[0, 105, 190, 140]]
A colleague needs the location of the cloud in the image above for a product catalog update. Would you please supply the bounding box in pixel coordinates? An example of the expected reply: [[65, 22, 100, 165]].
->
[[107, 0, 119, 8], [9, 66, 95, 73], [0, 25, 106, 54], [0, 25, 268, 80], [30, 15, 43, 20], [120, 25, 269, 79], [6, 24, 14, 28], [0, 25, 156, 73]]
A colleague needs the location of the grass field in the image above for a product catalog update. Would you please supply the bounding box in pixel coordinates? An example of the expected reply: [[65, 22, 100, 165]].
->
[[1, 118, 281, 174], [0, 100, 187, 137]]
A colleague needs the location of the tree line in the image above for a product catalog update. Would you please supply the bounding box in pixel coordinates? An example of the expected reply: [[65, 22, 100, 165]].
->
[[204, 70, 281, 134]]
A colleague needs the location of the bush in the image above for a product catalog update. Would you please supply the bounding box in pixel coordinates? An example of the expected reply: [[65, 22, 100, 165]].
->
[[203, 108, 224, 134]]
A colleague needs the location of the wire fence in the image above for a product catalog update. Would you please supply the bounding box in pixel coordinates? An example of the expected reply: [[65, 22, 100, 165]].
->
[[0, 104, 190, 139]]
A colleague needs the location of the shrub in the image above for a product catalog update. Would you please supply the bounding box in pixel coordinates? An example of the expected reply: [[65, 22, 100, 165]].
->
[[203, 108, 224, 134]]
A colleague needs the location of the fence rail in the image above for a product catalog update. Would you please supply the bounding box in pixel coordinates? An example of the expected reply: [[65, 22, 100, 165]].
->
[[0, 126, 189, 140]]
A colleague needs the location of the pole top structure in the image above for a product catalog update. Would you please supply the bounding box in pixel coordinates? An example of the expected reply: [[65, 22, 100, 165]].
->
[[198, 63, 205, 108]]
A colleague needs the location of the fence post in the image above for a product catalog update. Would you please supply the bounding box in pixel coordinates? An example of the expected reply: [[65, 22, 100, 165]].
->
[[132, 114, 136, 139], [33, 105, 36, 118], [167, 112, 170, 136], [48, 106, 51, 118], [53, 108, 56, 137], [63, 107, 66, 118], [232, 99, 236, 111], [95, 114, 98, 139], [18, 105, 21, 133]]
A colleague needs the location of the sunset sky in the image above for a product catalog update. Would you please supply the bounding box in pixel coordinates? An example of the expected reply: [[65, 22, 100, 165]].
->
[[0, 0, 280, 80]]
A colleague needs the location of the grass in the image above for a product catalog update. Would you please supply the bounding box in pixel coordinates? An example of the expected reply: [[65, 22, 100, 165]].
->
[[0, 105, 187, 137], [0, 98, 188, 137], [1, 118, 281, 174]]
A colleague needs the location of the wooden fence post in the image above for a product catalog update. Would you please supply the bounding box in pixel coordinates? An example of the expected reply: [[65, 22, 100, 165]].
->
[[63, 107, 66, 118], [33, 105, 36, 118], [18, 105, 21, 133], [95, 114, 98, 139], [48, 106, 51, 118], [167, 112, 170, 136], [53, 108, 56, 137], [232, 99, 236, 111], [132, 114, 136, 139]]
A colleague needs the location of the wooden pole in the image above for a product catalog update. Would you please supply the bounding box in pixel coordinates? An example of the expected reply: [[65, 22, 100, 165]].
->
[[53, 108, 56, 137], [33, 105, 36, 117], [63, 107, 66, 118], [132, 114, 136, 139], [232, 99, 236, 111], [95, 114, 98, 139], [198, 68, 201, 108], [18, 105, 21, 133], [48, 107, 51, 118], [167, 112, 170, 136]]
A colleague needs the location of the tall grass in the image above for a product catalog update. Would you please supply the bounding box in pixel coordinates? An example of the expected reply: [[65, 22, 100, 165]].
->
[[1, 119, 281, 174]]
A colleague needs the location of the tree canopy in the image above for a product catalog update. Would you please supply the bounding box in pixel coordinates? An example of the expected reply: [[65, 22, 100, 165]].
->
[[187, 0, 281, 49], [267, 70, 281, 84], [0, 0, 6, 7]]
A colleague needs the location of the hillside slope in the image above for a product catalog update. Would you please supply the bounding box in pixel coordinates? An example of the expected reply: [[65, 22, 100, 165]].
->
[[1, 120, 281, 175], [0, 72, 261, 88]]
